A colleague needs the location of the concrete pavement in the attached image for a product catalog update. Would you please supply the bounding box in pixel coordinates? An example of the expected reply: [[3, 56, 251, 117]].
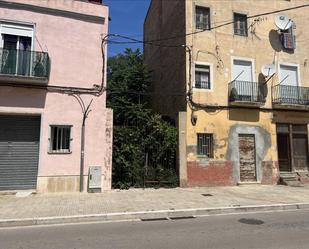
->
[[1, 185, 309, 227]]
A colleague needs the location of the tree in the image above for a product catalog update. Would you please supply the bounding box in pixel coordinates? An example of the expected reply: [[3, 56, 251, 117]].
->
[[107, 49, 178, 188]]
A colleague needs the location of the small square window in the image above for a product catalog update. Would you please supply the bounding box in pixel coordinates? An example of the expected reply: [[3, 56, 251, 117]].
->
[[195, 64, 211, 89], [50, 125, 72, 153], [234, 13, 248, 36], [197, 133, 214, 158], [196, 6, 210, 30]]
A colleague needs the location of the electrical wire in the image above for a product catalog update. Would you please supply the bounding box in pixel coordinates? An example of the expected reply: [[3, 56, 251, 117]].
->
[[107, 4, 309, 48]]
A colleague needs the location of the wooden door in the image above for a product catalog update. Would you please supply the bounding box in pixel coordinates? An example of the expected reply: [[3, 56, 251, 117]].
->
[[292, 134, 309, 171], [239, 134, 256, 182]]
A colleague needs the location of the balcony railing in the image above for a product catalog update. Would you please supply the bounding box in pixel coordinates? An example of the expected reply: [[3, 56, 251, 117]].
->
[[272, 84, 309, 106], [195, 81, 210, 89], [0, 48, 50, 81], [229, 80, 267, 104]]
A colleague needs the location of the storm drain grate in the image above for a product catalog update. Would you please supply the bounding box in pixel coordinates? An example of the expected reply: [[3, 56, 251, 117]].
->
[[201, 194, 213, 197]]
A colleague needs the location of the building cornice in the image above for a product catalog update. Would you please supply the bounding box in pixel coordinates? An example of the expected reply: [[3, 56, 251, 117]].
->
[[0, 0, 105, 24]]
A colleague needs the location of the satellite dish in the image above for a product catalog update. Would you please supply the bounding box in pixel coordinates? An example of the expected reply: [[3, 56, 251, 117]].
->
[[261, 64, 276, 77], [275, 14, 292, 30]]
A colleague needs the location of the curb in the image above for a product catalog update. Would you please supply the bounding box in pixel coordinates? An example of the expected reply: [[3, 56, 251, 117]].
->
[[1, 203, 309, 228]]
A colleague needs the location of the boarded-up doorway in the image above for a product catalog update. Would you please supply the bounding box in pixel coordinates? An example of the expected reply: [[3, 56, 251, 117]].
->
[[239, 134, 257, 182]]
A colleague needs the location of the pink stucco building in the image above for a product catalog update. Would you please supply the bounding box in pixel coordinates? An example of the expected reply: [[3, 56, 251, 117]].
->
[[0, 0, 113, 192]]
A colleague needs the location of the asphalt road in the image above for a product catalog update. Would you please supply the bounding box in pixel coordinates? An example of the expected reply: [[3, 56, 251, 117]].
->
[[1, 210, 309, 249]]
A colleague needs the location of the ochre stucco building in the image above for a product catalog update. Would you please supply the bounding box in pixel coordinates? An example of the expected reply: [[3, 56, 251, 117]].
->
[[144, 0, 309, 187]]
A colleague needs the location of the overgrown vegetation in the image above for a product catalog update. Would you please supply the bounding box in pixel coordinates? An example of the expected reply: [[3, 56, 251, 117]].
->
[[107, 49, 178, 189]]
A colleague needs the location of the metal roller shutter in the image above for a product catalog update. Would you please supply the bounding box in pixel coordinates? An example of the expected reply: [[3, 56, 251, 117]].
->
[[0, 115, 40, 191]]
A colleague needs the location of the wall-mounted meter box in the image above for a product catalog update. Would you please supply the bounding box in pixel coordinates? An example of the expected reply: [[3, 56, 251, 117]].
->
[[88, 166, 102, 193]]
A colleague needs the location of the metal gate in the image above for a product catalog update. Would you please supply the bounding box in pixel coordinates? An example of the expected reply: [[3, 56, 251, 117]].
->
[[0, 115, 40, 190], [239, 134, 257, 182]]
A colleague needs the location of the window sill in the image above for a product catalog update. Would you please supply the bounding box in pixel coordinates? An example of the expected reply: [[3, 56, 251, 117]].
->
[[233, 33, 248, 37], [48, 151, 72, 155], [195, 28, 211, 32], [196, 155, 213, 159], [193, 88, 213, 92]]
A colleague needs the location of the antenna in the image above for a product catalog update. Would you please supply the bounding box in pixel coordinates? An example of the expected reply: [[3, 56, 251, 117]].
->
[[261, 64, 276, 77], [275, 14, 292, 30]]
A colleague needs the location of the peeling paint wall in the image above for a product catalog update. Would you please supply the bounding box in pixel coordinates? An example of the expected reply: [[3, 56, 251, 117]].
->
[[185, 109, 280, 186], [226, 124, 271, 183], [145, 0, 309, 186]]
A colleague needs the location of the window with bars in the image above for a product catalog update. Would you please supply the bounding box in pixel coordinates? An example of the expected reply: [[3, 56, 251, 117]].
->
[[197, 133, 214, 158], [195, 64, 211, 89], [50, 125, 72, 153], [195, 6, 210, 30], [234, 13, 248, 36]]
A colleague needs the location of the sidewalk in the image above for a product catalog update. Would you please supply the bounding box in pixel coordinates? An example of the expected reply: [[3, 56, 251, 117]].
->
[[1, 185, 309, 227]]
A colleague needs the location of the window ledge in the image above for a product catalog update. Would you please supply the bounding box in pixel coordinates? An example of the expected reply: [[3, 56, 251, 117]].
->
[[195, 28, 211, 32], [48, 151, 72, 155], [196, 155, 213, 159], [233, 33, 248, 37], [193, 88, 213, 92]]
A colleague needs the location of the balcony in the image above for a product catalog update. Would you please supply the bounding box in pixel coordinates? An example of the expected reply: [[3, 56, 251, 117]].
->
[[228, 80, 267, 107], [272, 84, 309, 110], [0, 48, 50, 84]]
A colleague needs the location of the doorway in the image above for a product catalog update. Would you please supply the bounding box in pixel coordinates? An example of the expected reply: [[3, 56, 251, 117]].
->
[[276, 124, 309, 172], [239, 134, 257, 182]]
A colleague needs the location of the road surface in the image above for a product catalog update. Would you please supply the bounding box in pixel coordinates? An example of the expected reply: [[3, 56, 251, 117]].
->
[[1, 209, 309, 249]]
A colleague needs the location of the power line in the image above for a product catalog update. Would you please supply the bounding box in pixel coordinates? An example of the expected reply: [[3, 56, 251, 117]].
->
[[107, 4, 309, 48]]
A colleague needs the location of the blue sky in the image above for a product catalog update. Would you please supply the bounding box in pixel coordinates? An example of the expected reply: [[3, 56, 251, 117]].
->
[[103, 0, 151, 56]]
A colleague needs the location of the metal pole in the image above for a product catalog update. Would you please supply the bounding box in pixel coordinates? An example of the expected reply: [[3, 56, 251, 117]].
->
[[80, 115, 86, 192], [143, 152, 148, 189]]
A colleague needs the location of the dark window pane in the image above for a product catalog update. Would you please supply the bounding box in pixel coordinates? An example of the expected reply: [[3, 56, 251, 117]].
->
[[292, 124, 307, 133], [234, 13, 247, 36], [50, 126, 71, 152], [196, 6, 210, 30], [195, 65, 210, 89], [197, 133, 214, 158], [18, 37, 32, 76], [62, 127, 71, 150], [277, 124, 289, 133], [3, 34, 17, 49]]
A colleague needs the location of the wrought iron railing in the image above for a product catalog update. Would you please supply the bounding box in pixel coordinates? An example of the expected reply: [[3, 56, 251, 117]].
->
[[0, 48, 50, 79], [272, 84, 309, 106], [195, 81, 210, 89], [229, 80, 267, 103]]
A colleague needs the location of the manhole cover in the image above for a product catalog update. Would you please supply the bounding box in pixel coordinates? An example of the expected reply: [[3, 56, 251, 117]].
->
[[238, 218, 264, 225]]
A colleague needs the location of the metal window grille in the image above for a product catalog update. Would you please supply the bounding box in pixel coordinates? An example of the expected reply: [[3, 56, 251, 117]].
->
[[195, 65, 210, 89], [197, 133, 214, 158], [234, 13, 248, 36], [50, 126, 71, 153], [196, 6, 210, 30]]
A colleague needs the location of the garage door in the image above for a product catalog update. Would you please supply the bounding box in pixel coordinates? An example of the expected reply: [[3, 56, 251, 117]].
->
[[0, 115, 40, 190]]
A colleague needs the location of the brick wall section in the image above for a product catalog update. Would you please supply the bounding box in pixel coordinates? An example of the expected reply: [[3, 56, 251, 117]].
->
[[261, 161, 280, 185], [187, 161, 235, 187]]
